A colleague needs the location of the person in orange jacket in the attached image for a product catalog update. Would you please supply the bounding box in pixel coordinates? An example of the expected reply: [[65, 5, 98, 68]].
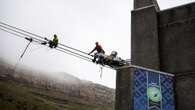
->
[[88, 42, 105, 63]]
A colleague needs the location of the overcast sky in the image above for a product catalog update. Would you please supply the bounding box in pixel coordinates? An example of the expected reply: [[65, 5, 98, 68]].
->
[[0, 0, 195, 88]]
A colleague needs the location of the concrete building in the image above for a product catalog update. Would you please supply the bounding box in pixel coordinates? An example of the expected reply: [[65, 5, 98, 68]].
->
[[115, 0, 195, 110]]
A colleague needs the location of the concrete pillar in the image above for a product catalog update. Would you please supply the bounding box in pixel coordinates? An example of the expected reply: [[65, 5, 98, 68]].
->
[[131, 5, 160, 70], [175, 73, 195, 110], [115, 67, 132, 110], [134, 0, 160, 11]]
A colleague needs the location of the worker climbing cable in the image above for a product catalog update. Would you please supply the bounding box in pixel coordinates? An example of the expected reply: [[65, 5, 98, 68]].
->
[[50, 34, 59, 48], [42, 34, 59, 48], [88, 42, 105, 65]]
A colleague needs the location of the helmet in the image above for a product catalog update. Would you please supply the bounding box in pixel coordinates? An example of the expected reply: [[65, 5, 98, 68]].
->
[[54, 34, 57, 38], [111, 51, 117, 57], [95, 42, 98, 45]]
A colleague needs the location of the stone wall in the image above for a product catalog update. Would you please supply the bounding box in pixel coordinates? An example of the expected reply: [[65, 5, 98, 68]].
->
[[157, 3, 195, 110], [115, 67, 132, 110], [158, 2, 195, 73], [131, 5, 160, 70], [130, 1, 195, 110]]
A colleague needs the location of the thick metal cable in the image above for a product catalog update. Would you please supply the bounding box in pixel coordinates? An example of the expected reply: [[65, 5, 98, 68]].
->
[[0, 27, 26, 39], [0, 24, 92, 60], [0, 25, 92, 61], [0, 21, 89, 55], [0, 23, 114, 70]]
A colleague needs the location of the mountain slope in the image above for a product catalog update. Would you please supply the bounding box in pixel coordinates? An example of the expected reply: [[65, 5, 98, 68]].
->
[[0, 81, 62, 110], [0, 60, 115, 110]]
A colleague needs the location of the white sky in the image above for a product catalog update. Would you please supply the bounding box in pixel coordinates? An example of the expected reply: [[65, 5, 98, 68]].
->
[[0, 0, 194, 88]]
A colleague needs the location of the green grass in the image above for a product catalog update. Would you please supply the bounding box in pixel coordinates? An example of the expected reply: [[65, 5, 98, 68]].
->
[[0, 81, 112, 110], [0, 81, 62, 110]]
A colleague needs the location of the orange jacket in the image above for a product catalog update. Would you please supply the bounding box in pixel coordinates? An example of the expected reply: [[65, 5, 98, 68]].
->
[[90, 44, 105, 54]]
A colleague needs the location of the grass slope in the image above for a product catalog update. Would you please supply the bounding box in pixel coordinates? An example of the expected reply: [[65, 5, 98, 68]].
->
[[0, 80, 112, 110]]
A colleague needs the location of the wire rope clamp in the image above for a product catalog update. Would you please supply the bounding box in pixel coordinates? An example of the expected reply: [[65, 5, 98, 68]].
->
[[25, 37, 33, 42]]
